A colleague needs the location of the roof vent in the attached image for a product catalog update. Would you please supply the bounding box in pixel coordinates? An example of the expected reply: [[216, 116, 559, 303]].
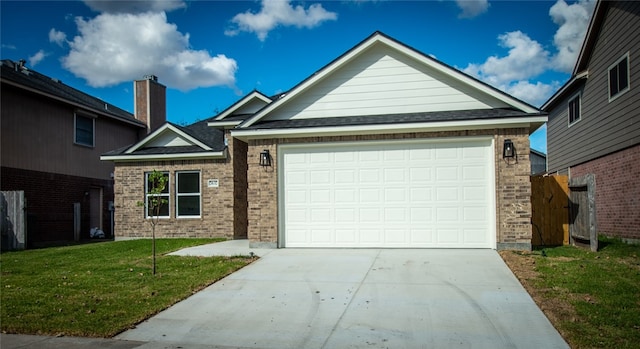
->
[[143, 74, 158, 82]]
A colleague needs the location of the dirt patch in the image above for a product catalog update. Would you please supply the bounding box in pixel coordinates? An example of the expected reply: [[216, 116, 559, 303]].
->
[[499, 251, 577, 344]]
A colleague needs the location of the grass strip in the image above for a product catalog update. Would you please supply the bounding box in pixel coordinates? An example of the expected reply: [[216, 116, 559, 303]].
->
[[1, 238, 254, 337], [503, 237, 640, 349]]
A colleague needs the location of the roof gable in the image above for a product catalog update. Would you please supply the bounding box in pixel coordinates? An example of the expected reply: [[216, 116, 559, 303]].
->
[[101, 122, 227, 161], [240, 32, 539, 128], [126, 123, 212, 154]]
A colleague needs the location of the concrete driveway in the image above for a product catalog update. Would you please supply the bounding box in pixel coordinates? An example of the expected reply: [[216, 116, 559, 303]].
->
[[115, 246, 569, 349]]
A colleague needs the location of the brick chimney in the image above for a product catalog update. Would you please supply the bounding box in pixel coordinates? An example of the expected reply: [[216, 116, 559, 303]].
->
[[134, 75, 166, 134]]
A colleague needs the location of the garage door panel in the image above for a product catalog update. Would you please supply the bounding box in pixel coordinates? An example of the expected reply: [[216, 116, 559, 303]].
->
[[282, 140, 494, 248]]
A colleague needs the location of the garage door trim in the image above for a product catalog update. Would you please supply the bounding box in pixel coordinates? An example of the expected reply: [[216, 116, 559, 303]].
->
[[277, 137, 496, 248]]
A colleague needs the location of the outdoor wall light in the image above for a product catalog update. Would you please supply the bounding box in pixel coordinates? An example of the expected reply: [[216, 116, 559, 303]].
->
[[259, 149, 271, 167], [503, 139, 515, 159]]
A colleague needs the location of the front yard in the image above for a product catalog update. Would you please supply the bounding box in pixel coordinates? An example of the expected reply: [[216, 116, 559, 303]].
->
[[500, 237, 640, 349], [2, 236, 639, 347], [0, 239, 254, 337]]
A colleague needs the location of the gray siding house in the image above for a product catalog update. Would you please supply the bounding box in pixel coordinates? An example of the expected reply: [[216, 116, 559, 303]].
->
[[1, 59, 163, 246], [542, 0, 640, 242]]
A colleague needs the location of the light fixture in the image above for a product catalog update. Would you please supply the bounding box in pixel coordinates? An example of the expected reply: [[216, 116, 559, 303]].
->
[[259, 149, 271, 167], [503, 139, 515, 159]]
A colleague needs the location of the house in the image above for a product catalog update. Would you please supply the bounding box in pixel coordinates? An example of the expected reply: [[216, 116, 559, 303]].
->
[[542, 1, 640, 242], [0, 59, 165, 246], [530, 149, 547, 175], [103, 32, 547, 250]]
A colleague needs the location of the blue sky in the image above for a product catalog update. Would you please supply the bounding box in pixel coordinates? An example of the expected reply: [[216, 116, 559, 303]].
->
[[1, 0, 597, 153]]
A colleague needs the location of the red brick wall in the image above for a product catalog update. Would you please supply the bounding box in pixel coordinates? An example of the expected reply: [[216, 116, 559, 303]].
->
[[1, 166, 114, 245], [571, 144, 640, 240]]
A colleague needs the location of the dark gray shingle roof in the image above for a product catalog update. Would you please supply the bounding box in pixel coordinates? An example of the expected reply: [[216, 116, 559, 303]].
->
[[244, 108, 544, 130], [1, 59, 144, 126]]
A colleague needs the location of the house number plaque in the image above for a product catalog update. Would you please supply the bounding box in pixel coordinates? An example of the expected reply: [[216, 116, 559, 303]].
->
[[207, 179, 219, 188]]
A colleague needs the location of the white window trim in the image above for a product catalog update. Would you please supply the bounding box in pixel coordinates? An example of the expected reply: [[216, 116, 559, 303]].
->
[[176, 171, 201, 219], [145, 171, 170, 219], [608, 52, 630, 102], [567, 92, 581, 127], [74, 111, 96, 147]]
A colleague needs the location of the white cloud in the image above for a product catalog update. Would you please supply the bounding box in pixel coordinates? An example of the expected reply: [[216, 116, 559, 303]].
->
[[29, 50, 48, 66], [464, 31, 550, 88], [549, 0, 596, 72], [62, 12, 237, 91], [225, 0, 338, 41], [456, 0, 489, 19], [83, 0, 186, 14], [461, 0, 594, 107], [505, 80, 561, 107], [49, 28, 67, 46]]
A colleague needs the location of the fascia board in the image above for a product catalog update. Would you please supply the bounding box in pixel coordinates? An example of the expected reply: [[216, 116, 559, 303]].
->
[[125, 124, 212, 154], [101, 150, 227, 162], [231, 116, 548, 140], [207, 120, 242, 129]]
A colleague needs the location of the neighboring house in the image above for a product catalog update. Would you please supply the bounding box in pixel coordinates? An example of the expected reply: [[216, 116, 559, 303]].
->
[[530, 149, 547, 175], [0, 59, 164, 246], [103, 32, 547, 250], [542, 1, 640, 242]]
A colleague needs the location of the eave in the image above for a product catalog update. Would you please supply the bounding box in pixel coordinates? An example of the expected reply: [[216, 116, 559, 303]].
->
[[541, 71, 589, 111], [100, 149, 227, 162], [231, 116, 548, 141], [207, 120, 242, 129]]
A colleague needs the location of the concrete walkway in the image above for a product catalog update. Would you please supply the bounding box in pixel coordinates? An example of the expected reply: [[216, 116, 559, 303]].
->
[[2, 241, 569, 348]]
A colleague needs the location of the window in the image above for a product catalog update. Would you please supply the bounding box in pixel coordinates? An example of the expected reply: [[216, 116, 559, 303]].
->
[[568, 93, 581, 125], [74, 113, 95, 147], [176, 171, 201, 218], [609, 54, 629, 100], [145, 171, 170, 218]]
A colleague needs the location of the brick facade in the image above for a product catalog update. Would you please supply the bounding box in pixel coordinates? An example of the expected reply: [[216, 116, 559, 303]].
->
[[570, 144, 640, 241], [247, 128, 532, 250], [113, 129, 246, 240], [1, 166, 114, 246], [113, 158, 235, 239]]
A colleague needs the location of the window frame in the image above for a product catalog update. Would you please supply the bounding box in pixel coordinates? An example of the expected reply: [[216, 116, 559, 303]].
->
[[74, 111, 96, 147], [176, 171, 201, 219], [145, 171, 170, 219], [608, 52, 630, 102], [567, 92, 581, 126]]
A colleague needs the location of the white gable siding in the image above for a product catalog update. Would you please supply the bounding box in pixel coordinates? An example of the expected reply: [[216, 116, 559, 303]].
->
[[266, 46, 510, 121], [146, 131, 193, 147]]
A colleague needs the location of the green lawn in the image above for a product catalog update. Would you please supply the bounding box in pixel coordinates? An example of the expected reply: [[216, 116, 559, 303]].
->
[[506, 237, 640, 349], [0, 239, 254, 337]]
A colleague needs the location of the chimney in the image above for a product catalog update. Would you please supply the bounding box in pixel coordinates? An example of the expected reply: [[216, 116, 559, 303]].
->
[[134, 75, 166, 134]]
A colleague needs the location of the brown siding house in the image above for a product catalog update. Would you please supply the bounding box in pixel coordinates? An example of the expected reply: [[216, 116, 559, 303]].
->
[[0, 59, 161, 246], [104, 32, 547, 250], [542, 0, 640, 241]]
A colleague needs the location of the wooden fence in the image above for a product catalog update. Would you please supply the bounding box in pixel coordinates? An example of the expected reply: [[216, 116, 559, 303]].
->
[[1, 191, 27, 250], [531, 175, 569, 246]]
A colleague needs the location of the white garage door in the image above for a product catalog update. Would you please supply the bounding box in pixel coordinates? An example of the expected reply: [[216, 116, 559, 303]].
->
[[280, 139, 495, 248]]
